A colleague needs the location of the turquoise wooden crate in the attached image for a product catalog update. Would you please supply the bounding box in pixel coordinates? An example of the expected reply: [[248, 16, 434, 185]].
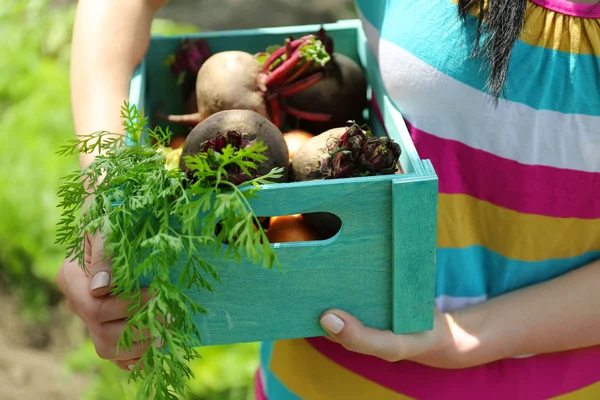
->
[[128, 19, 438, 346]]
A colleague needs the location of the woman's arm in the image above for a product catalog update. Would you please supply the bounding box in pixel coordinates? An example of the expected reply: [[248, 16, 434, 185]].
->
[[70, 0, 166, 168], [56, 0, 167, 371], [319, 258, 600, 368], [447, 258, 600, 367]]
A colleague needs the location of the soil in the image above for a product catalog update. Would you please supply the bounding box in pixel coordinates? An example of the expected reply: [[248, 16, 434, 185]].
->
[[0, 291, 88, 400]]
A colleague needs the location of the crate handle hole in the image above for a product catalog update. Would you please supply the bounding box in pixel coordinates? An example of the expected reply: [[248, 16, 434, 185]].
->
[[265, 212, 341, 244], [214, 213, 341, 245]]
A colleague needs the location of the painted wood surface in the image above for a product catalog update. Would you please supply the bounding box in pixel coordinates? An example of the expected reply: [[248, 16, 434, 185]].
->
[[130, 20, 439, 346], [392, 178, 438, 334]]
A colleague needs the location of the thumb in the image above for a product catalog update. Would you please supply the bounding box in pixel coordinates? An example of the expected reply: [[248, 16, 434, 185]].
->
[[319, 309, 407, 362], [88, 233, 114, 298]]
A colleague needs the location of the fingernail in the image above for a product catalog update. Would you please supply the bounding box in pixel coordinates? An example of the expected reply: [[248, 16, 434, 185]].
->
[[90, 271, 111, 291], [321, 314, 344, 334], [128, 364, 135, 371]]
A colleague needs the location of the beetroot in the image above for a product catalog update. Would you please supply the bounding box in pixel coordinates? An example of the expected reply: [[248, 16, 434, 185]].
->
[[292, 122, 401, 181], [283, 53, 368, 134], [179, 109, 290, 185], [167, 38, 213, 106], [161, 34, 332, 129], [291, 121, 402, 236], [197, 51, 269, 121]]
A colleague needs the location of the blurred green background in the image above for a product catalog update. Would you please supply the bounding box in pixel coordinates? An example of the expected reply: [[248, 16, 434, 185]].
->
[[0, 1, 259, 399], [0, 0, 352, 399]]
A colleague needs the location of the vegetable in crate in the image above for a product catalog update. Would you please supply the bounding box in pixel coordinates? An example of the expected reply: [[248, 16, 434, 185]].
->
[[284, 29, 368, 134], [169, 135, 186, 149], [266, 214, 322, 243], [166, 38, 212, 105], [55, 103, 284, 400], [283, 129, 314, 161], [179, 109, 290, 184], [161, 34, 332, 129], [291, 121, 402, 237]]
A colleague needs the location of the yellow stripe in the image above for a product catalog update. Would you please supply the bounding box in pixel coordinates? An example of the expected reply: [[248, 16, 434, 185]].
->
[[269, 339, 413, 400], [450, 0, 600, 55], [438, 194, 600, 261], [550, 381, 600, 399], [522, 4, 600, 55]]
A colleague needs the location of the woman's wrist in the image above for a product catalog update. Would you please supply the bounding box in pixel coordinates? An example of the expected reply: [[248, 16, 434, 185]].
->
[[443, 311, 489, 368], [406, 308, 502, 370]]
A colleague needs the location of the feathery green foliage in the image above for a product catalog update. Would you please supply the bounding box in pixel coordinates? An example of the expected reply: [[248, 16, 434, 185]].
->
[[56, 102, 282, 399]]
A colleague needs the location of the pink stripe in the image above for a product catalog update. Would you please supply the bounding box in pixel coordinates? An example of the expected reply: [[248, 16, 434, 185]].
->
[[307, 337, 600, 399], [529, 0, 600, 18], [406, 121, 600, 219], [255, 367, 267, 400]]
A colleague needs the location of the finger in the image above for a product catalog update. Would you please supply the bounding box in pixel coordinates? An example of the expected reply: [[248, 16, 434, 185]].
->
[[88, 233, 114, 297], [92, 331, 159, 361], [67, 265, 153, 325], [93, 289, 154, 323], [114, 359, 144, 372], [320, 309, 407, 362], [92, 318, 157, 346], [57, 256, 88, 295], [324, 335, 339, 343]]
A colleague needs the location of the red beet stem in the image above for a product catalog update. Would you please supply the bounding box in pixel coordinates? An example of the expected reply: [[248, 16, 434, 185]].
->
[[261, 35, 314, 73], [156, 112, 201, 125], [285, 38, 293, 59], [279, 103, 331, 122], [266, 95, 282, 128], [273, 72, 326, 97], [284, 58, 312, 84], [264, 51, 302, 88]]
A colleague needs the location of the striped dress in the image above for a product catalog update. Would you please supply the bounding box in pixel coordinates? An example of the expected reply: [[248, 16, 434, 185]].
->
[[256, 0, 600, 398]]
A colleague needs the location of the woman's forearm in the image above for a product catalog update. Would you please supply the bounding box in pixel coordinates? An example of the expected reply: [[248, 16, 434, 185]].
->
[[451, 259, 600, 367], [70, 0, 165, 168]]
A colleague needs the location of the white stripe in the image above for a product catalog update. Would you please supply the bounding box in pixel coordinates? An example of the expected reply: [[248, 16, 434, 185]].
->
[[358, 15, 600, 174], [435, 294, 487, 313], [260, 366, 267, 392]]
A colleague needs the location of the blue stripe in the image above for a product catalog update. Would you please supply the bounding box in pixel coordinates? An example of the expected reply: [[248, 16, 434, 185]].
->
[[358, 0, 600, 116], [436, 246, 600, 298], [260, 342, 302, 400]]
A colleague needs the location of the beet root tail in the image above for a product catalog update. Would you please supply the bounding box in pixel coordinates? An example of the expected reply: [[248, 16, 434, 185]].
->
[[156, 112, 202, 125]]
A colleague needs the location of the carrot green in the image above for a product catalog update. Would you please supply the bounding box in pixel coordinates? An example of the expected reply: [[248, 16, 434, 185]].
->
[[55, 102, 282, 400]]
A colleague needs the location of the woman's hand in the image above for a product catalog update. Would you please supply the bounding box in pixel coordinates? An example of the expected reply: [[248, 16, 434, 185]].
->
[[320, 259, 600, 369], [56, 234, 155, 371], [319, 307, 477, 369]]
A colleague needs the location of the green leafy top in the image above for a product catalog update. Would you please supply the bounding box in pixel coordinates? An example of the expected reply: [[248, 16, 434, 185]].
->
[[56, 103, 282, 400], [298, 37, 331, 67], [256, 36, 330, 72]]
